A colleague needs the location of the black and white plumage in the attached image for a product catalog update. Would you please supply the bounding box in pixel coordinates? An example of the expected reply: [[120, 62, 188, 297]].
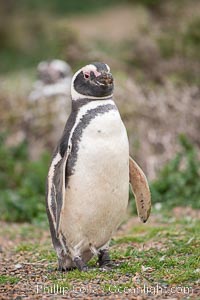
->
[[46, 62, 151, 271]]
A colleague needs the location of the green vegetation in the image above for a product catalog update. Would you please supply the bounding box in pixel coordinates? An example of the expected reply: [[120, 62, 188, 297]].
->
[[156, 16, 200, 84], [16, 0, 123, 15], [6, 216, 198, 289], [0, 133, 49, 223], [158, 17, 200, 60], [150, 136, 200, 210], [2, 0, 163, 16], [113, 218, 199, 286], [0, 275, 20, 285], [182, 18, 200, 59]]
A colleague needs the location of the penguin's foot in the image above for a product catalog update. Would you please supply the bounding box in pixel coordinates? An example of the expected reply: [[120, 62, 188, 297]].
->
[[57, 266, 76, 272], [98, 249, 113, 268], [57, 256, 75, 272], [73, 256, 88, 272]]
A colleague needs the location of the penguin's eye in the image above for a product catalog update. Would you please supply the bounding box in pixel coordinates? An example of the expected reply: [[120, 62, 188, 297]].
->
[[59, 71, 66, 78], [84, 72, 90, 79]]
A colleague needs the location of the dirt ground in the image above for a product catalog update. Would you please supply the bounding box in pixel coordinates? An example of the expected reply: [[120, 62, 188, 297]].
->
[[0, 210, 199, 300]]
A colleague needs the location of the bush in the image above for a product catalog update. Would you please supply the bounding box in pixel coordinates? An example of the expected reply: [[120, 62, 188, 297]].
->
[[150, 135, 200, 210], [0, 133, 50, 223], [182, 18, 200, 59]]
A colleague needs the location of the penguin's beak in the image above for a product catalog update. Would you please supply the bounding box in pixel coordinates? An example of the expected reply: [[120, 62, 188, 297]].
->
[[96, 72, 113, 86]]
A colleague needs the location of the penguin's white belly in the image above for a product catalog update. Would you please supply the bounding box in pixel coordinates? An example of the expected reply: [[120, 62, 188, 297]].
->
[[60, 109, 129, 256]]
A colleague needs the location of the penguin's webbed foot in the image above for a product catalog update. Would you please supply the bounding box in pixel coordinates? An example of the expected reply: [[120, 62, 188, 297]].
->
[[73, 256, 88, 272]]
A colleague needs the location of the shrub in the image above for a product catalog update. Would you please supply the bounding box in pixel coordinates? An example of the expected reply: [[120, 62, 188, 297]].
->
[[182, 18, 200, 59], [0, 133, 50, 223], [150, 135, 200, 209]]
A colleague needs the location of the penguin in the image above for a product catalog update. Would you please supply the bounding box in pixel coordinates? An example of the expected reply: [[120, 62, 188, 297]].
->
[[27, 60, 72, 159], [46, 62, 151, 272]]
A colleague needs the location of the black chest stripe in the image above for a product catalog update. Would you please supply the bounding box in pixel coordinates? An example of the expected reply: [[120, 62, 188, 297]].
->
[[66, 104, 117, 180], [72, 97, 112, 111], [56, 98, 112, 159]]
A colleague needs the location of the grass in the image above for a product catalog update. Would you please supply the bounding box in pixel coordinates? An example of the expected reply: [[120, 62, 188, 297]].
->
[[1, 206, 197, 291], [1, 212, 199, 298], [1, 205, 198, 295], [0, 275, 20, 285], [54, 217, 199, 285]]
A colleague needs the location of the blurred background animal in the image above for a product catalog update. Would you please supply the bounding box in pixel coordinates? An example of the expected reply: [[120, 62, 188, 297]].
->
[[27, 59, 72, 159]]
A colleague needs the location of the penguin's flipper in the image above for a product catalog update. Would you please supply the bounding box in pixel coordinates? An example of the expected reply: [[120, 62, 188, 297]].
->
[[129, 156, 151, 223], [55, 147, 70, 238], [47, 143, 71, 239]]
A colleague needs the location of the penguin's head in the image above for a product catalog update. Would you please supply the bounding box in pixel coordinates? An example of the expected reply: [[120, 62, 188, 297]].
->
[[37, 60, 71, 84], [71, 62, 114, 100]]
